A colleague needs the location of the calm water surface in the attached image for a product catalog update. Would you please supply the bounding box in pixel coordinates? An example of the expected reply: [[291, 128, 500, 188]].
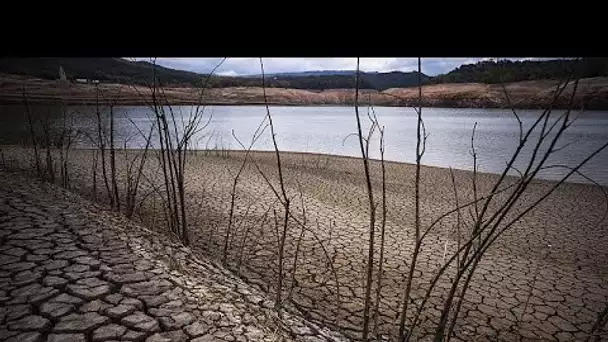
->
[[1, 105, 607, 185]]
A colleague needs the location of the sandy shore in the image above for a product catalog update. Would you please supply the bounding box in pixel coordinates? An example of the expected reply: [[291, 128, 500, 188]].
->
[[2, 147, 607, 341]]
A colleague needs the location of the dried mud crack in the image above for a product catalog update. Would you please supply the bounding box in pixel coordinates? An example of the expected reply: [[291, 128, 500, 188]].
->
[[0, 171, 350, 342], [2, 148, 608, 341]]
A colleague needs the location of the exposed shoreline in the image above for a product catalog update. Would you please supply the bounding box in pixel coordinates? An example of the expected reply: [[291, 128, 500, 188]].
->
[[4, 145, 602, 187], [2, 74, 608, 110], [2, 147, 607, 340], [209, 149, 608, 187]]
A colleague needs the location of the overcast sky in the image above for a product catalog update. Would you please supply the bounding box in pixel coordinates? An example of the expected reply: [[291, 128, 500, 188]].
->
[[129, 58, 556, 76]]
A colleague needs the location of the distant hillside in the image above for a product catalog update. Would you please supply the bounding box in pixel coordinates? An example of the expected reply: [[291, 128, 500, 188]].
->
[[0, 58, 427, 90], [240, 70, 429, 90], [268, 71, 428, 90], [3, 58, 608, 91], [427, 58, 608, 84], [3, 75, 607, 109], [0, 58, 237, 87], [363, 71, 429, 90], [243, 70, 357, 77]]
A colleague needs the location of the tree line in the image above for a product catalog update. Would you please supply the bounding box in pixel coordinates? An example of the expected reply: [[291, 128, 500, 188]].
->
[[426, 58, 608, 84]]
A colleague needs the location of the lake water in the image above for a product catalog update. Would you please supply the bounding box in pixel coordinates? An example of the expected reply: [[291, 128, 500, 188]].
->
[[1, 104, 608, 185]]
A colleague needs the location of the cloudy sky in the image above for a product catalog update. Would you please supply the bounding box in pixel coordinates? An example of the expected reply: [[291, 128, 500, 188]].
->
[[130, 57, 555, 77]]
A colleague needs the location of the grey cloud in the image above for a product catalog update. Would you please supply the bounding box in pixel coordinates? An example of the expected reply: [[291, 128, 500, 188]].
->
[[381, 58, 482, 75], [140, 57, 559, 77]]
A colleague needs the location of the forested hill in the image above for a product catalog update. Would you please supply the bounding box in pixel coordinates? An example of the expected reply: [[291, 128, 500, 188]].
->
[[0, 58, 427, 90], [427, 58, 608, 84], [2, 58, 608, 90]]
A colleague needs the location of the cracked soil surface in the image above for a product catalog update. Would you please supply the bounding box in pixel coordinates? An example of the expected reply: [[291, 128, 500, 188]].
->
[[1, 148, 607, 341], [0, 170, 350, 342]]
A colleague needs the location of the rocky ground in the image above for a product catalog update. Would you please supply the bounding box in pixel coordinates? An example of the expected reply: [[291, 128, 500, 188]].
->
[[0, 170, 351, 342], [2, 73, 608, 109]]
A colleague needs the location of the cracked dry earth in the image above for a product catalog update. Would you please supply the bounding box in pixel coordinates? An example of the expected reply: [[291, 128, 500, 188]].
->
[[0, 171, 351, 342], [178, 152, 608, 341], [3, 148, 608, 341]]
